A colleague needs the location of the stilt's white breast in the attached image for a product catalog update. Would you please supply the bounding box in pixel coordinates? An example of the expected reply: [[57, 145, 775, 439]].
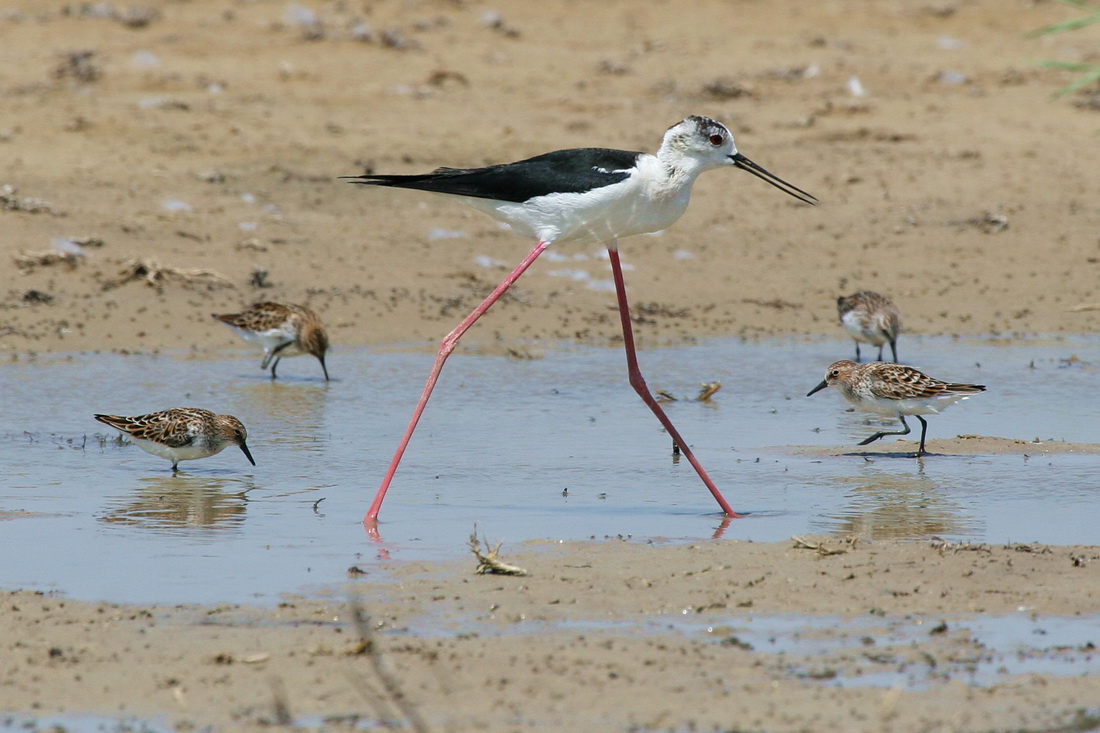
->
[[460, 155, 695, 247]]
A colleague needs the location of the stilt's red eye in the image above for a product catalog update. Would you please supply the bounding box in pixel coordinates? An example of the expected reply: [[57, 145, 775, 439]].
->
[[709, 134, 724, 146]]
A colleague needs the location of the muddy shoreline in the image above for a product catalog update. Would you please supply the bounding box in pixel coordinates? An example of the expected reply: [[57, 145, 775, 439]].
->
[[3, 538, 1099, 732]]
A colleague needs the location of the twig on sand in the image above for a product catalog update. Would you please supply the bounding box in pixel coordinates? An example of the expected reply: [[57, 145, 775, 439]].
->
[[13, 250, 82, 271], [469, 528, 529, 575], [930, 537, 991, 554], [345, 598, 431, 733], [107, 257, 235, 289], [791, 535, 853, 556], [0, 184, 61, 215]]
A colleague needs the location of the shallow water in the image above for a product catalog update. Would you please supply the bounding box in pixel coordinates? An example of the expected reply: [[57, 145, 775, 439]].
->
[[398, 610, 1100, 690], [1, 715, 174, 733], [697, 612, 1100, 689], [1, 336, 1098, 605]]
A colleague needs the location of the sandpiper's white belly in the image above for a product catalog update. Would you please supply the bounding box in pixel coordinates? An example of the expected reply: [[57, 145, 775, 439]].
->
[[840, 310, 885, 345], [131, 436, 225, 464], [233, 325, 301, 356], [858, 392, 973, 418]]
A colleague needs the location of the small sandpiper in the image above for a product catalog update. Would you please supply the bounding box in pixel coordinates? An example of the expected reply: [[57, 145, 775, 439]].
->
[[213, 302, 330, 380], [837, 291, 901, 363], [95, 408, 256, 471], [807, 360, 985, 456]]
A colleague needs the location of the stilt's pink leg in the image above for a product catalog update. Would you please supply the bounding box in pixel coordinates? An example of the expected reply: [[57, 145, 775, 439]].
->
[[606, 245, 739, 518], [365, 240, 551, 525]]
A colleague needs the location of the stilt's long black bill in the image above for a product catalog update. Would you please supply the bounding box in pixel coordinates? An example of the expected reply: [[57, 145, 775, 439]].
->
[[806, 380, 828, 397], [731, 153, 818, 206], [240, 441, 257, 466]]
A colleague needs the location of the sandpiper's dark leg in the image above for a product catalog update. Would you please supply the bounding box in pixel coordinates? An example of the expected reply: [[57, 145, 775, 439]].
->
[[889, 339, 898, 363], [608, 245, 738, 518], [365, 240, 552, 525], [858, 415, 912, 446], [876, 344, 884, 361], [915, 415, 929, 456], [854, 342, 862, 362], [268, 342, 295, 379]]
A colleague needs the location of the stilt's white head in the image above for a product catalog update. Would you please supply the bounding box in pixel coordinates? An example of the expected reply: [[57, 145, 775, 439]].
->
[[659, 116, 737, 172], [661, 116, 818, 205]]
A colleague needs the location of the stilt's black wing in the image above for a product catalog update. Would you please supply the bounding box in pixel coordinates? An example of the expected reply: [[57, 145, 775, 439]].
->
[[345, 147, 642, 203]]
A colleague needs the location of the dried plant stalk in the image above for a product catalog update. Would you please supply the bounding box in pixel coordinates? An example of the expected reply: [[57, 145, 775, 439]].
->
[[792, 535, 854, 556], [14, 251, 81, 271], [469, 529, 528, 576], [108, 258, 235, 289], [697, 382, 722, 401]]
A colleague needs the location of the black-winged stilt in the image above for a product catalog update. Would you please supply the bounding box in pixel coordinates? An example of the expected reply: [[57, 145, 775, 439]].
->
[[347, 115, 816, 524]]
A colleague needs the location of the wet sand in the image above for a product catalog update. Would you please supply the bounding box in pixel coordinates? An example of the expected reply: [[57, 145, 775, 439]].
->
[[1, 0, 1099, 729], [3, 538, 1099, 732]]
